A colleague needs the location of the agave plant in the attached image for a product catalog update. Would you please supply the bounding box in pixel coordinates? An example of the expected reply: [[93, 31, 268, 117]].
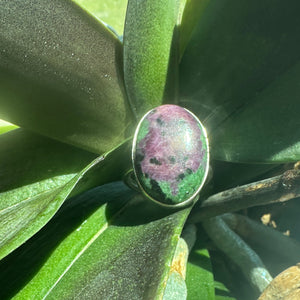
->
[[1, 0, 300, 299]]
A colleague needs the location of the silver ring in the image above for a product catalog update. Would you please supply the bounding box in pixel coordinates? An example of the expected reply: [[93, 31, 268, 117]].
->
[[124, 104, 209, 208]]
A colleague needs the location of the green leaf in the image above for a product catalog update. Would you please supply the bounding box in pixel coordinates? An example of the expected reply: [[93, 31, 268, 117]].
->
[[0, 182, 191, 299], [212, 62, 300, 162], [178, 0, 211, 59], [124, 0, 180, 118], [0, 129, 96, 193], [215, 281, 236, 300], [74, 0, 128, 37], [186, 245, 215, 299], [0, 156, 100, 261], [0, 0, 132, 154], [0, 129, 130, 260], [0, 119, 17, 135], [179, 0, 300, 134]]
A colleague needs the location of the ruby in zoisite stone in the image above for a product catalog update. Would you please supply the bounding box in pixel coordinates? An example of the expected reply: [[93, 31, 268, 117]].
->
[[132, 104, 209, 207]]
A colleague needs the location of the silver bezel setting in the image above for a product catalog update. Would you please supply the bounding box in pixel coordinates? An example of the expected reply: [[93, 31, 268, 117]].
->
[[131, 105, 210, 208]]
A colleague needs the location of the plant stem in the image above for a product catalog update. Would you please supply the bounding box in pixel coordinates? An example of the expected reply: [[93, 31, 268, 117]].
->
[[181, 224, 197, 253], [190, 166, 300, 223], [202, 216, 272, 293]]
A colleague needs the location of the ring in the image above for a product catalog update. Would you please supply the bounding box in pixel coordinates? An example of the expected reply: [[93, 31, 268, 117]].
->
[[124, 104, 209, 208]]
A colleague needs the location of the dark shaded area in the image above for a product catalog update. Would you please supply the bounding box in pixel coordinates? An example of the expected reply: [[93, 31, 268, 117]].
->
[[149, 179, 172, 205], [168, 156, 176, 164], [149, 157, 162, 165], [177, 168, 193, 182], [248, 198, 300, 274], [210, 249, 257, 300], [156, 118, 164, 126], [177, 173, 185, 181]]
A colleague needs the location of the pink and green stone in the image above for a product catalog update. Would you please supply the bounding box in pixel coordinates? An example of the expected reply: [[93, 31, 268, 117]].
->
[[133, 104, 209, 206]]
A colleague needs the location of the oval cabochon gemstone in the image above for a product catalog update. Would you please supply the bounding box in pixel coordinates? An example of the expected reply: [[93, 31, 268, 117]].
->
[[133, 104, 209, 206]]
